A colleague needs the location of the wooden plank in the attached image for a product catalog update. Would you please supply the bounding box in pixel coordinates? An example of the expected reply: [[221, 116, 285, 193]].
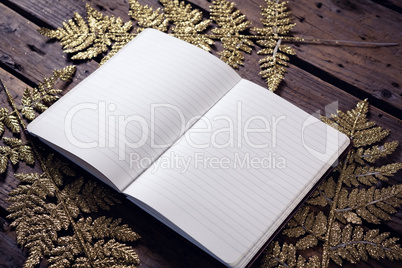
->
[[0, 214, 28, 268], [7, 0, 402, 113], [3, 0, 132, 28], [184, 0, 402, 114], [0, 3, 96, 88], [1, 0, 400, 208], [0, 1, 401, 267], [285, 0, 402, 112]]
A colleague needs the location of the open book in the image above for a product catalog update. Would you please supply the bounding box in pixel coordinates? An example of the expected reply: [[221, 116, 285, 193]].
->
[[27, 29, 350, 267]]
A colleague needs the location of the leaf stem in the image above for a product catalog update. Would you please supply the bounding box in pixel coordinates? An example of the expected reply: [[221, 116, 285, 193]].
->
[[330, 240, 391, 251], [321, 103, 364, 267], [321, 154, 350, 267], [1, 79, 26, 129]]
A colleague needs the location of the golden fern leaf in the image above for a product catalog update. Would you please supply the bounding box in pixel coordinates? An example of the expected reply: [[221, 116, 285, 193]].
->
[[336, 185, 402, 225], [77, 216, 140, 242], [39, 12, 94, 52], [160, 0, 213, 51], [262, 241, 297, 268], [210, 0, 253, 67], [128, 0, 169, 32], [0, 138, 34, 170], [307, 177, 336, 207], [0, 153, 7, 173], [43, 154, 73, 186], [283, 206, 327, 250], [261, 241, 320, 268], [0, 122, 4, 137], [329, 223, 402, 265], [61, 177, 120, 213], [78, 4, 133, 64], [253, 0, 296, 91], [0, 108, 20, 134], [320, 99, 389, 147], [354, 140, 399, 164], [343, 163, 402, 187], [8, 154, 139, 267], [50, 236, 139, 267], [39, 5, 133, 63], [7, 173, 60, 268], [20, 66, 76, 120]]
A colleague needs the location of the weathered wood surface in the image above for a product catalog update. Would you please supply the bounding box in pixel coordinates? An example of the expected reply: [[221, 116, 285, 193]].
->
[[0, 0, 401, 267], [5, 0, 402, 115]]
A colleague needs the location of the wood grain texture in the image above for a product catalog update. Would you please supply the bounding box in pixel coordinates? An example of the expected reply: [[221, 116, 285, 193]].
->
[[5, 0, 402, 115], [0, 3, 96, 87], [0, 0, 401, 267], [187, 0, 402, 115]]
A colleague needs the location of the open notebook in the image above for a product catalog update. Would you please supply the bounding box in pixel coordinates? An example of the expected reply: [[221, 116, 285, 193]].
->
[[27, 29, 350, 267]]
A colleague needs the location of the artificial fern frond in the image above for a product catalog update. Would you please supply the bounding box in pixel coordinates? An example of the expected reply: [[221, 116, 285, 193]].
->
[[61, 177, 120, 213], [7, 154, 139, 267], [210, 0, 253, 68], [128, 0, 169, 32], [20, 65, 76, 120], [76, 216, 140, 243], [307, 177, 336, 207], [161, 0, 214, 51], [252, 0, 296, 91], [343, 163, 402, 187], [329, 223, 402, 265], [336, 185, 402, 224], [261, 241, 321, 268], [283, 206, 327, 250], [79, 5, 134, 64], [0, 137, 34, 172], [8, 172, 60, 268], [354, 140, 399, 164], [0, 107, 20, 134], [39, 5, 133, 64], [39, 12, 93, 52], [255, 0, 295, 37], [49, 235, 139, 267], [320, 99, 390, 148]]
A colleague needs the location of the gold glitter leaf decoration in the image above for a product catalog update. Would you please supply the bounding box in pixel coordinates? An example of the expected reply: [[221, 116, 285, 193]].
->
[[210, 0, 253, 67], [20, 65, 76, 121], [336, 185, 402, 224], [0, 137, 34, 171], [41, 0, 299, 92], [0, 107, 20, 134], [307, 177, 336, 207], [261, 241, 321, 268], [161, 0, 214, 51], [354, 140, 399, 164], [48, 218, 139, 267], [253, 0, 296, 91], [39, 5, 133, 64], [344, 163, 402, 187], [128, 0, 169, 32], [328, 223, 402, 265], [263, 100, 402, 268], [7, 154, 139, 268], [283, 206, 327, 250]]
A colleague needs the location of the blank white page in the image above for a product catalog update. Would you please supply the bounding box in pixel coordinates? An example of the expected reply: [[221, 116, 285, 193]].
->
[[27, 29, 241, 191], [124, 79, 350, 267]]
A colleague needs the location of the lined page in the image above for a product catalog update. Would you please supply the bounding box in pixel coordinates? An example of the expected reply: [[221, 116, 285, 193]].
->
[[27, 29, 241, 191], [124, 79, 350, 267]]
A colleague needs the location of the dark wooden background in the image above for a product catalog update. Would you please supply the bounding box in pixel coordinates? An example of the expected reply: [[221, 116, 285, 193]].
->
[[0, 0, 401, 267]]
